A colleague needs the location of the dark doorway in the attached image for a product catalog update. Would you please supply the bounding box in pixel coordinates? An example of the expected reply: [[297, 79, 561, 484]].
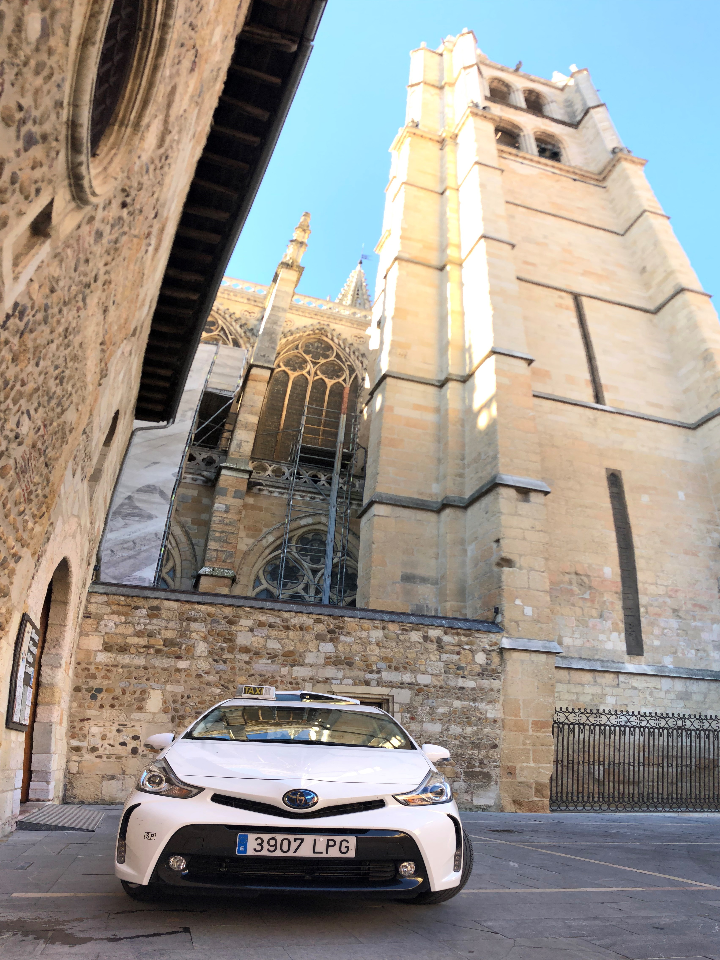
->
[[20, 583, 51, 803]]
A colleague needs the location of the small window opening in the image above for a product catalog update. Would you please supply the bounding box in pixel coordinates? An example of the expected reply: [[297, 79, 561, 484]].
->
[[523, 90, 545, 115], [12, 199, 54, 275], [495, 127, 521, 150], [90, 0, 142, 154], [89, 410, 120, 498], [535, 136, 562, 162], [489, 79, 512, 104], [194, 391, 233, 449], [489, 79, 511, 103]]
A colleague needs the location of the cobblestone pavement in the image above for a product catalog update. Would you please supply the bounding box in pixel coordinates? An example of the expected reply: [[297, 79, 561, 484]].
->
[[1, 809, 720, 959]]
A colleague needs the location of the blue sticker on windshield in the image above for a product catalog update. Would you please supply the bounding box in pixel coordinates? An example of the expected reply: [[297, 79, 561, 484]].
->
[[236, 834, 248, 855]]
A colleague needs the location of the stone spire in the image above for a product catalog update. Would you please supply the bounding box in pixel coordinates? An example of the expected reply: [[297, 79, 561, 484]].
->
[[337, 260, 371, 309], [252, 212, 311, 366], [282, 211, 311, 267]]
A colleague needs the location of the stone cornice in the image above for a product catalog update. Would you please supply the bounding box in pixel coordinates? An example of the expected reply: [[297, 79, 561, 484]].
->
[[533, 391, 720, 432], [358, 472, 551, 519], [88, 582, 502, 632], [518, 276, 712, 315], [556, 655, 720, 682], [507, 201, 670, 237], [364, 346, 534, 404]]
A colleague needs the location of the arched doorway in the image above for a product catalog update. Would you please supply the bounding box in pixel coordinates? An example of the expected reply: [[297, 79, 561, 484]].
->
[[20, 559, 71, 803]]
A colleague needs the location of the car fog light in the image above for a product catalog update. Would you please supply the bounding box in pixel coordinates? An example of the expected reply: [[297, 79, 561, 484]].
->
[[398, 861, 416, 877], [168, 855, 188, 873], [116, 839, 126, 864]]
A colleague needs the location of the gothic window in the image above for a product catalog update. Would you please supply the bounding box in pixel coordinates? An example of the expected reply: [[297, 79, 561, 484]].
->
[[253, 336, 359, 463], [252, 529, 359, 606], [495, 125, 521, 150], [523, 89, 546, 115], [535, 134, 563, 162], [489, 79, 512, 103]]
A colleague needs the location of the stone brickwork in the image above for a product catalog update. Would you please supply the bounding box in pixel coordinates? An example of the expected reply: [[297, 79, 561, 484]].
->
[[358, 29, 720, 719], [66, 588, 504, 809], [555, 667, 720, 714], [0, 0, 251, 832]]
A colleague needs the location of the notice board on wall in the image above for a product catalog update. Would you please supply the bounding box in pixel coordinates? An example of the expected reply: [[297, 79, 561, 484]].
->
[[6, 613, 40, 732]]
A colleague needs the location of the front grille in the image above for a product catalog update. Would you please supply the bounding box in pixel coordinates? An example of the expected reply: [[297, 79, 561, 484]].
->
[[184, 854, 397, 887], [210, 793, 386, 820]]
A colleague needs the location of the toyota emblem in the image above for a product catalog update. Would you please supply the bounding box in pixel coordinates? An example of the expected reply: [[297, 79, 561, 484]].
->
[[282, 788, 319, 810]]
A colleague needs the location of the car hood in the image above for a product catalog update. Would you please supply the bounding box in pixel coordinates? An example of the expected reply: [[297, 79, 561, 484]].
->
[[166, 739, 430, 786]]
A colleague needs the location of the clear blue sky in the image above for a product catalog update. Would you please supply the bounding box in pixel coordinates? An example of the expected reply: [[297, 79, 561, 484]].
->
[[227, 0, 718, 304]]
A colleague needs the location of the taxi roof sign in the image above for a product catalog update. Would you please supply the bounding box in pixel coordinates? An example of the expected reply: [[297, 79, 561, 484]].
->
[[236, 684, 276, 700]]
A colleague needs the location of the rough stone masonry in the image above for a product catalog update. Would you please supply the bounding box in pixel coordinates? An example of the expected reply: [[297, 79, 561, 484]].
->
[[66, 589, 509, 810]]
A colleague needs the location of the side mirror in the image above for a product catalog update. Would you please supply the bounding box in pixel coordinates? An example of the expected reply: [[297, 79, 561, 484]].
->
[[422, 743, 451, 763], [145, 732, 174, 750]]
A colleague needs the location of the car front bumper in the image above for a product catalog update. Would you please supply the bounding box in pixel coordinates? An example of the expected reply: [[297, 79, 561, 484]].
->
[[116, 790, 463, 895]]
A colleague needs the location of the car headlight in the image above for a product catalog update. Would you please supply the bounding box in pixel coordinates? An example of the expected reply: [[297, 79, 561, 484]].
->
[[393, 770, 452, 805], [137, 758, 203, 799]]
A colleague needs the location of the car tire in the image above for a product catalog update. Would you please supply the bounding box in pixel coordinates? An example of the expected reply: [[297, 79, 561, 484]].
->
[[407, 829, 474, 905], [121, 880, 161, 901]]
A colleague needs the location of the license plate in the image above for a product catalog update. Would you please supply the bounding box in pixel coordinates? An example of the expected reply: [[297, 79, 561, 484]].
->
[[236, 833, 356, 858]]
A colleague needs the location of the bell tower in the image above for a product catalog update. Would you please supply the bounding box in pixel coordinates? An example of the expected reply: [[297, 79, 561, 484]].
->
[[359, 30, 720, 664]]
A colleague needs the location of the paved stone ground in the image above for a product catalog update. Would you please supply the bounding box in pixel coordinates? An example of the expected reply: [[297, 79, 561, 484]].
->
[[1, 809, 720, 959]]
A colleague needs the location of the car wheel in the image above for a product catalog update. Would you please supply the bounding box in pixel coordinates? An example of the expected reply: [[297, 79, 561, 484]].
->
[[407, 829, 474, 905], [121, 880, 161, 902]]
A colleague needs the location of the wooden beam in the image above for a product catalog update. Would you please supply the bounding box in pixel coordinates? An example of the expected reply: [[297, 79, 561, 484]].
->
[[241, 23, 299, 52], [176, 225, 222, 244], [160, 286, 201, 301], [165, 267, 205, 282], [169, 247, 215, 264], [200, 151, 250, 171], [228, 63, 282, 86], [184, 204, 231, 222], [211, 124, 262, 146], [154, 303, 195, 318], [220, 95, 271, 122], [191, 178, 240, 198]]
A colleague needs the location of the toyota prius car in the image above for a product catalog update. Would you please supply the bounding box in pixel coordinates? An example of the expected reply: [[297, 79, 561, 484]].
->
[[116, 687, 473, 903]]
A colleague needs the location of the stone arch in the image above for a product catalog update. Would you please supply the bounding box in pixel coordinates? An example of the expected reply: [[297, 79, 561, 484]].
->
[[158, 518, 198, 591], [278, 323, 367, 377], [523, 88, 547, 115], [488, 77, 513, 103], [494, 120, 524, 152], [25, 558, 72, 802], [534, 130, 565, 163], [233, 514, 360, 606], [201, 306, 259, 349], [253, 331, 362, 462]]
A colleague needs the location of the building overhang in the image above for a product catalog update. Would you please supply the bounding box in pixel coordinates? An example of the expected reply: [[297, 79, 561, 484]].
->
[[134, 0, 326, 422]]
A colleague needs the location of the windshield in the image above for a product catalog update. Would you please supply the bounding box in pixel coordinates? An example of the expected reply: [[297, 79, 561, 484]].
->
[[185, 705, 415, 750]]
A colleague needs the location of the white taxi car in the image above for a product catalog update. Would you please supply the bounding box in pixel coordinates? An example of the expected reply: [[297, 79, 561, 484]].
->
[[116, 687, 473, 903]]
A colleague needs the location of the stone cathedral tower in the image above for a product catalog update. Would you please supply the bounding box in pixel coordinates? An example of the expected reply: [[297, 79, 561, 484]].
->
[[360, 30, 720, 707]]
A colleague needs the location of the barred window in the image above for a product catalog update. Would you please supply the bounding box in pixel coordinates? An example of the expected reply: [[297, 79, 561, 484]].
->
[[253, 336, 359, 462]]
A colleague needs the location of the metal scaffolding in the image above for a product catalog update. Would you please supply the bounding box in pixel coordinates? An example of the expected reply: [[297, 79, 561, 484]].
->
[[252, 387, 362, 606]]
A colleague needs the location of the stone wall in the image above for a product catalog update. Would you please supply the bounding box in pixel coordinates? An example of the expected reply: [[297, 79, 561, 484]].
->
[[66, 587, 505, 809], [555, 666, 720, 714], [0, 0, 250, 832]]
